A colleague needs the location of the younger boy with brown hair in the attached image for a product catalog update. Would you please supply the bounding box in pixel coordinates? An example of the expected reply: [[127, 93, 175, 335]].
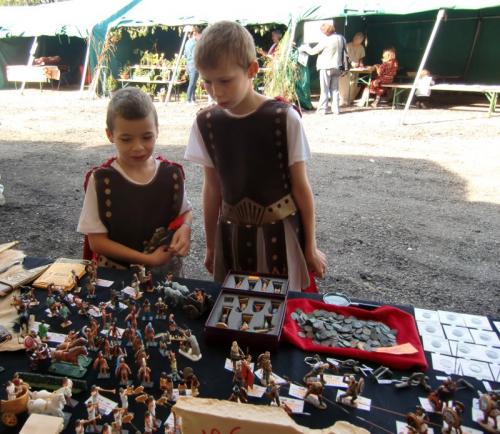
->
[[185, 21, 327, 291], [78, 87, 192, 272]]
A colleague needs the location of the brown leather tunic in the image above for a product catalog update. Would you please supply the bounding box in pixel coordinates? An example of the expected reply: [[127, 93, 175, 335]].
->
[[94, 161, 184, 264], [197, 100, 304, 278]]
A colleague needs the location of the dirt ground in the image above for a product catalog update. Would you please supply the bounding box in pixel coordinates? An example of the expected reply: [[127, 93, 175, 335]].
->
[[0, 88, 499, 317]]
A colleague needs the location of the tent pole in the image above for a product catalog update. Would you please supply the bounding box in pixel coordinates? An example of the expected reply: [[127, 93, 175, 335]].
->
[[79, 34, 92, 97], [463, 17, 482, 80], [400, 8, 446, 125], [166, 27, 189, 104], [20, 36, 38, 95]]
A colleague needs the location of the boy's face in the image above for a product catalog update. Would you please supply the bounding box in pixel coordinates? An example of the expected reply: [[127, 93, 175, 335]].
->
[[106, 112, 158, 168], [199, 60, 259, 114]]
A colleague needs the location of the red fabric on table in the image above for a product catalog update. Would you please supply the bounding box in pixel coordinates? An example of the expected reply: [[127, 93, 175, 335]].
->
[[282, 298, 428, 371]]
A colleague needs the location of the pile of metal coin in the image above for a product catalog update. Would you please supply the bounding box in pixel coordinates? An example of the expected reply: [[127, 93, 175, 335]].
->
[[291, 308, 398, 351]]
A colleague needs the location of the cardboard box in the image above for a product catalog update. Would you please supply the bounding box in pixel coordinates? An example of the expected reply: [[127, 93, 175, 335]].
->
[[205, 272, 289, 350]]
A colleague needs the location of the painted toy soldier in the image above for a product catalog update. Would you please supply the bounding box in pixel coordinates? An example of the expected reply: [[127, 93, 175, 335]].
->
[[257, 351, 273, 386], [183, 366, 200, 397], [93, 351, 110, 377], [303, 361, 329, 384], [116, 356, 132, 385], [142, 299, 153, 322], [155, 297, 168, 319], [159, 372, 174, 401], [265, 379, 281, 407], [230, 341, 245, 370], [338, 375, 364, 405], [59, 303, 71, 327]]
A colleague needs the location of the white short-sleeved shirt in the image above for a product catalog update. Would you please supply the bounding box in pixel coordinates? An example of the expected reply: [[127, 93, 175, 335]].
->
[[184, 103, 311, 167], [77, 159, 191, 235]]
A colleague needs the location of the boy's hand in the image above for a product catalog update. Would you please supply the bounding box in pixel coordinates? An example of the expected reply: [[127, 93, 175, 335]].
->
[[305, 248, 328, 279], [204, 248, 215, 274], [169, 225, 191, 257], [146, 245, 173, 267]]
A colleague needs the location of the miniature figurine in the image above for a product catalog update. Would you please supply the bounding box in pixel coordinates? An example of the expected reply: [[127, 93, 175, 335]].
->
[[37, 320, 49, 342], [144, 322, 156, 347], [93, 350, 110, 378], [99, 302, 113, 329], [74, 419, 89, 434], [217, 306, 231, 328], [159, 372, 175, 401], [86, 278, 96, 299], [477, 391, 500, 434], [179, 329, 202, 361], [395, 372, 432, 392], [86, 401, 100, 432], [30, 342, 51, 371], [183, 366, 200, 397], [168, 313, 178, 335], [85, 260, 97, 282], [265, 379, 281, 407], [178, 380, 187, 396], [142, 299, 153, 322], [112, 407, 127, 433], [144, 271, 154, 292], [303, 360, 330, 385], [183, 288, 213, 319], [427, 377, 459, 412], [56, 377, 74, 406], [257, 351, 272, 386], [23, 329, 41, 353], [71, 269, 79, 292], [405, 405, 430, 434], [228, 383, 248, 403], [337, 375, 365, 406], [144, 410, 154, 434], [240, 320, 250, 331], [101, 423, 112, 434], [59, 303, 72, 328], [442, 400, 465, 434], [304, 380, 327, 410], [159, 332, 171, 356], [138, 359, 153, 387], [125, 304, 139, 330], [230, 341, 245, 370], [168, 350, 182, 382], [119, 387, 133, 415], [106, 320, 118, 342], [6, 380, 16, 400], [155, 297, 168, 319]]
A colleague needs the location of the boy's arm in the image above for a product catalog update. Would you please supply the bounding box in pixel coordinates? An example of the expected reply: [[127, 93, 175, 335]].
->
[[202, 166, 222, 274], [88, 233, 173, 268], [289, 161, 327, 278]]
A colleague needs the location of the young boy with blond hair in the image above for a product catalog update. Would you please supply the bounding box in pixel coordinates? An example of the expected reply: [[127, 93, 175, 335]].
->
[[78, 87, 192, 272], [185, 21, 327, 291]]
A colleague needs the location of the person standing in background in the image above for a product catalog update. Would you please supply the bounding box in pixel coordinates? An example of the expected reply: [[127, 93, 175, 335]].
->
[[185, 26, 201, 104], [300, 23, 347, 115], [339, 32, 366, 106]]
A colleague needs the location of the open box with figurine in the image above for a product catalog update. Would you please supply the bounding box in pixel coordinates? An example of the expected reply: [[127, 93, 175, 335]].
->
[[204, 271, 289, 349]]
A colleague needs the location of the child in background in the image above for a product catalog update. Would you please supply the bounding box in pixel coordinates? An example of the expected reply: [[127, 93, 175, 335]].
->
[[415, 69, 434, 109], [184, 21, 327, 291], [358, 46, 398, 107], [78, 87, 192, 273]]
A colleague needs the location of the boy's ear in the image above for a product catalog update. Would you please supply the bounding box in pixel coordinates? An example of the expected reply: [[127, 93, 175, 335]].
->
[[105, 128, 114, 143], [247, 60, 259, 78]]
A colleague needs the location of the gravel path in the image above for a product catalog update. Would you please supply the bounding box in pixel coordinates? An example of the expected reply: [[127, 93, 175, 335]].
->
[[0, 89, 499, 317]]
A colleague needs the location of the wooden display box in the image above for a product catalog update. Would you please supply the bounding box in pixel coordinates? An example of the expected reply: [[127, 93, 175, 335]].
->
[[205, 272, 289, 350]]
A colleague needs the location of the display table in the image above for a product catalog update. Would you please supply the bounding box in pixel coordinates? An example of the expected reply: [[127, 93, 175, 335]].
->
[[0, 259, 496, 434], [6, 65, 64, 90]]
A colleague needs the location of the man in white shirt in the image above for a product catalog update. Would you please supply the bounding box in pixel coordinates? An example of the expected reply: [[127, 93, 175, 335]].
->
[[301, 23, 347, 115]]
